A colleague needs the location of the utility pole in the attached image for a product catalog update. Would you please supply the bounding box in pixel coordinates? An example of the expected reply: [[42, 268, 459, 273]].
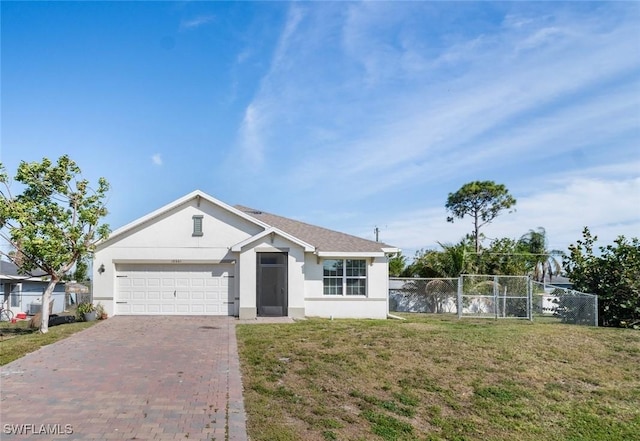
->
[[374, 226, 380, 242]]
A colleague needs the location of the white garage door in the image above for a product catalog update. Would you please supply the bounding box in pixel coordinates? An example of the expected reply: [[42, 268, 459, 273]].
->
[[115, 264, 234, 315]]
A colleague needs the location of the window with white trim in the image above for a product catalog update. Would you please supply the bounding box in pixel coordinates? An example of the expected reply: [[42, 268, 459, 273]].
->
[[192, 215, 203, 237], [323, 259, 367, 296]]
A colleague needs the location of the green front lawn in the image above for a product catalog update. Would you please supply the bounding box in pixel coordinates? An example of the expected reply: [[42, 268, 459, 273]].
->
[[0, 319, 97, 365], [237, 314, 640, 441]]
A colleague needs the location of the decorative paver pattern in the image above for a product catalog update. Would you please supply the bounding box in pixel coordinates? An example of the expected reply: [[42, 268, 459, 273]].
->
[[0, 316, 248, 441]]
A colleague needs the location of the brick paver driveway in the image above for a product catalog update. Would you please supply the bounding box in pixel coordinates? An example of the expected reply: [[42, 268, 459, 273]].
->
[[0, 316, 247, 440]]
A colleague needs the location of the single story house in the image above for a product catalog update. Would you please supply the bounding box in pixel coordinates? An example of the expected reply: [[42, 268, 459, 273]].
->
[[92, 190, 398, 319], [0, 260, 66, 316]]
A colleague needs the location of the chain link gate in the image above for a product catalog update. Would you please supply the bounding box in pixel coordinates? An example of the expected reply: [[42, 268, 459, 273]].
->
[[457, 275, 531, 320]]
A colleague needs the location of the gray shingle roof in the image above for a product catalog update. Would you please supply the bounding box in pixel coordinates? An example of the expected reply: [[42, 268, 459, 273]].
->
[[235, 205, 396, 253], [0, 260, 21, 277], [0, 260, 47, 278]]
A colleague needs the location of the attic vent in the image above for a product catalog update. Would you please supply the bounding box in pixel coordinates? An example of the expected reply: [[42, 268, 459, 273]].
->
[[192, 215, 204, 237], [247, 210, 263, 215]]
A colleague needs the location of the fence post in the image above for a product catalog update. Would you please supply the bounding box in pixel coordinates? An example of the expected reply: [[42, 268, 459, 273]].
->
[[494, 275, 499, 320], [594, 295, 599, 327], [457, 276, 463, 319], [528, 276, 533, 321]]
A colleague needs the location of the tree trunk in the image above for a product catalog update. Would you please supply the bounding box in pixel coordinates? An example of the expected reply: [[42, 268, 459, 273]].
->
[[474, 214, 480, 254], [40, 277, 59, 334]]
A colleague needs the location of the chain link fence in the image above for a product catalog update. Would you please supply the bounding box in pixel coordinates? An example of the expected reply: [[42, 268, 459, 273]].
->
[[3, 282, 91, 316], [531, 281, 598, 326], [390, 275, 598, 326], [389, 278, 458, 314]]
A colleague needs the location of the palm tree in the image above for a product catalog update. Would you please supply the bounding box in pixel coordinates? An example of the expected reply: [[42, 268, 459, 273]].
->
[[518, 227, 562, 282], [388, 252, 408, 277]]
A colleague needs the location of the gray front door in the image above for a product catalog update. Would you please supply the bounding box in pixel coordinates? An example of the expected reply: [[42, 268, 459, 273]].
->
[[257, 252, 288, 317]]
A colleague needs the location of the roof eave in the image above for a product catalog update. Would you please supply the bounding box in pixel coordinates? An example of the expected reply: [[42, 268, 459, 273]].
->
[[97, 190, 271, 248], [315, 251, 386, 258], [231, 227, 315, 252]]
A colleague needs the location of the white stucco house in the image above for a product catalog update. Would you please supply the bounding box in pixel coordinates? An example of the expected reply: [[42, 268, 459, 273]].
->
[[92, 190, 398, 320]]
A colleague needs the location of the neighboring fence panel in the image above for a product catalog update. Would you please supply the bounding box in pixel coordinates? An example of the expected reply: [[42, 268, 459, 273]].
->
[[531, 281, 598, 326], [389, 278, 458, 314], [389, 276, 598, 326], [6, 286, 91, 316]]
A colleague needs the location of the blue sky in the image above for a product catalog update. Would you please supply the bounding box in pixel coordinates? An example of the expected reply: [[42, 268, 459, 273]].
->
[[1, 1, 639, 258]]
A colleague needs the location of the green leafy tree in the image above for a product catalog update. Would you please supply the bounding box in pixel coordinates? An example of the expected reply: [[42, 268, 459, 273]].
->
[[406, 241, 471, 278], [73, 258, 90, 282], [0, 156, 110, 333], [563, 227, 640, 327], [518, 227, 562, 282], [445, 181, 517, 254], [63, 256, 90, 282], [388, 252, 408, 277], [404, 249, 439, 278], [478, 237, 529, 276]]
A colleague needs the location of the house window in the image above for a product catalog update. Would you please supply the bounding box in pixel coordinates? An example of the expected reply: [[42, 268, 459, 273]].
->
[[192, 215, 203, 236], [323, 259, 367, 296]]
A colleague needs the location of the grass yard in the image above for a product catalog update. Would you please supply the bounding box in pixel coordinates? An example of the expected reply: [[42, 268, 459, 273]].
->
[[0, 319, 97, 365], [237, 314, 640, 441]]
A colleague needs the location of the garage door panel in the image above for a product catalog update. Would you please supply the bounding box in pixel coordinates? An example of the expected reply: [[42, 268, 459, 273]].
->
[[132, 304, 147, 313], [115, 264, 234, 315], [132, 291, 147, 300]]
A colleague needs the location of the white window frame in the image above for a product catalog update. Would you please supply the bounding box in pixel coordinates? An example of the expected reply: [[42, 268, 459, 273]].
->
[[323, 259, 367, 297]]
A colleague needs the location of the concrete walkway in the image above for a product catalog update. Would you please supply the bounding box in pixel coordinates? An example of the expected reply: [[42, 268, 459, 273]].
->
[[0, 316, 248, 440]]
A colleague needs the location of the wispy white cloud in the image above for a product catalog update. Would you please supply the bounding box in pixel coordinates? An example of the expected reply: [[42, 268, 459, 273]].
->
[[233, 5, 305, 169], [151, 153, 163, 166], [179, 14, 215, 31], [237, 103, 266, 168], [380, 170, 640, 256], [274, 3, 639, 196], [229, 2, 639, 254]]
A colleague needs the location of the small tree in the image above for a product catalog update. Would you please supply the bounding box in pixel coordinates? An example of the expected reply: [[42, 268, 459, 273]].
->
[[563, 227, 640, 327], [445, 181, 516, 254], [0, 156, 110, 333]]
